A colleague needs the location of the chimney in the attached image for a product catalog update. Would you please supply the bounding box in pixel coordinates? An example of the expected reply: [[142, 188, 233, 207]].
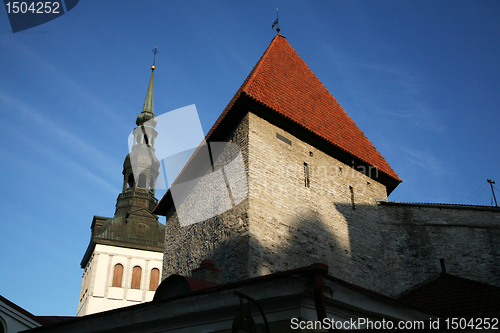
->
[[191, 259, 222, 284]]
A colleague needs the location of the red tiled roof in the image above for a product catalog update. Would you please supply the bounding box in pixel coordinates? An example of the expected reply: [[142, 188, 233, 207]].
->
[[208, 34, 401, 184], [399, 274, 500, 317], [154, 34, 401, 215]]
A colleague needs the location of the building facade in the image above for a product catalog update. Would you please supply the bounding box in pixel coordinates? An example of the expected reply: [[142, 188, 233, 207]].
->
[[154, 34, 500, 298], [26, 33, 500, 333]]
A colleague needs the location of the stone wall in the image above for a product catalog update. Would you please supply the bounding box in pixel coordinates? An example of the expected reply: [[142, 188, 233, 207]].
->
[[245, 113, 390, 292], [162, 113, 251, 283], [162, 111, 500, 297], [163, 112, 392, 291], [378, 203, 500, 296]]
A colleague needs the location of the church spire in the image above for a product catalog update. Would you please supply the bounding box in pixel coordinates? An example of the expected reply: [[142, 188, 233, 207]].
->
[[136, 47, 158, 127], [115, 48, 161, 215]]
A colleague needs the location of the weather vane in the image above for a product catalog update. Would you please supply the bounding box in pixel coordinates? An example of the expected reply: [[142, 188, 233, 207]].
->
[[152, 46, 159, 70], [272, 8, 280, 33]]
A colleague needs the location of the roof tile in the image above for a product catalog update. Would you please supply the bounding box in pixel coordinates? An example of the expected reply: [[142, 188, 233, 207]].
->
[[209, 34, 400, 183]]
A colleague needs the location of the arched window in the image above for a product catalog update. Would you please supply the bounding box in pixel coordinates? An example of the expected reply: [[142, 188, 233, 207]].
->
[[0, 316, 6, 333], [149, 268, 160, 291], [138, 173, 147, 188], [131, 266, 142, 289], [112, 264, 123, 287], [127, 174, 134, 188], [134, 129, 143, 145], [149, 176, 156, 192]]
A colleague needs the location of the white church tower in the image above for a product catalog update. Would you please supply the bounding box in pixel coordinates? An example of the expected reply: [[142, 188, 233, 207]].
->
[[77, 54, 165, 316]]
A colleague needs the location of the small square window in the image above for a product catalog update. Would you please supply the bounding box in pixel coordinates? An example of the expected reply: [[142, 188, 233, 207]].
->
[[276, 133, 292, 145]]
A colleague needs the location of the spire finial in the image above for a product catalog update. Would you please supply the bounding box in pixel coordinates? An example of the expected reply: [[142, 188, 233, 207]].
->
[[151, 46, 158, 71], [272, 8, 280, 33], [137, 47, 157, 126]]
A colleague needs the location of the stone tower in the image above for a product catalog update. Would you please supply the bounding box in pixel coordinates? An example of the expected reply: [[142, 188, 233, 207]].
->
[[77, 63, 165, 316], [153, 34, 402, 294]]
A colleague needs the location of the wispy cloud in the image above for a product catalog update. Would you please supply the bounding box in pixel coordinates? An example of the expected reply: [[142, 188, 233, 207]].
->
[[227, 47, 253, 75], [0, 35, 129, 131], [0, 90, 120, 194], [322, 43, 446, 135], [403, 147, 448, 176]]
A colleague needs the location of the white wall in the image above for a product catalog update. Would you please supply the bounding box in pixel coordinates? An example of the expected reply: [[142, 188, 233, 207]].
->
[[77, 244, 163, 316]]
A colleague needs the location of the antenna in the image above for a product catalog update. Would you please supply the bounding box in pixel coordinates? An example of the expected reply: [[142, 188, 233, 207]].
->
[[272, 8, 280, 33], [487, 179, 498, 207]]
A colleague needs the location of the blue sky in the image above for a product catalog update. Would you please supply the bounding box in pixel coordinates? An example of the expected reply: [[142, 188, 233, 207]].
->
[[1, 1, 499, 316]]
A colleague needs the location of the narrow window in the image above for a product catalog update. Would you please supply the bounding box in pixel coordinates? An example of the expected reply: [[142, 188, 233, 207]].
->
[[304, 162, 310, 188], [440, 258, 446, 273], [131, 266, 142, 289], [112, 264, 123, 287], [149, 268, 160, 291], [127, 174, 134, 188], [149, 176, 155, 191], [350, 186, 355, 210]]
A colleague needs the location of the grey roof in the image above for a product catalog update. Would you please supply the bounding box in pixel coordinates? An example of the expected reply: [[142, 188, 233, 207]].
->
[[94, 209, 165, 250], [376, 199, 500, 212]]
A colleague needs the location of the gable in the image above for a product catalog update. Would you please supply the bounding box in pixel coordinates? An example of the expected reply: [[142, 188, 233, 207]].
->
[[154, 34, 402, 215], [208, 34, 400, 189]]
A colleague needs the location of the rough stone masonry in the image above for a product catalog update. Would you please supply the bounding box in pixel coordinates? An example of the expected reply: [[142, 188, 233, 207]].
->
[[162, 111, 500, 297]]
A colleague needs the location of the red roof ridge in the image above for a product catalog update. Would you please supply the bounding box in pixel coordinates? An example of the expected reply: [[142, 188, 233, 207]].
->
[[204, 35, 284, 141], [241, 34, 284, 92], [154, 34, 401, 214], [237, 34, 401, 184]]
